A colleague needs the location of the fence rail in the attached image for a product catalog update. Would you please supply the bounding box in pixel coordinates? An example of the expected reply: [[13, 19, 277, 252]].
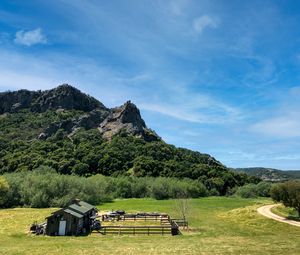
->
[[102, 214, 169, 221], [171, 218, 188, 228], [95, 224, 179, 236], [97, 213, 186, 236]]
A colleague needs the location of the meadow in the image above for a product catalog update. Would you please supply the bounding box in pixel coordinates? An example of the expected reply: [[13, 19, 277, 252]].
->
[[0, 197, 299, 255]]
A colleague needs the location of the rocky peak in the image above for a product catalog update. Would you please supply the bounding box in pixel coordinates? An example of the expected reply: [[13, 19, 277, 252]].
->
[[111, 101, 146, 127], [0, 84, 107, 113], [0, 84, 160, 141], [31, 84, 107, 112], [99, 101, 144, 138], [0, 89, 41, 114]]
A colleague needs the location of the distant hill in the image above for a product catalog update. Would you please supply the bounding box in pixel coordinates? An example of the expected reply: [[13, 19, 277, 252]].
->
[[234, 167, 300, 182], [0, 84, 259, 195]]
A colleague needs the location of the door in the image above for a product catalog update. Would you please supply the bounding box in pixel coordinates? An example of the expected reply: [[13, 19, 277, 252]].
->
[[58, 220, 66, 236]]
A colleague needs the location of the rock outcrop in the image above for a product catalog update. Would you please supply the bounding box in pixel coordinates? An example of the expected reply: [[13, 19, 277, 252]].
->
[[0, 84, 106, 114], [99, 101, 159, 141], [0, 84, 160, 141]]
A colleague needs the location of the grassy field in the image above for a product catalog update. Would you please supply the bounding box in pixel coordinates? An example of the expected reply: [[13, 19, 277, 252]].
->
[[271, 204, 300, 221], [0, 197, 299, 255]]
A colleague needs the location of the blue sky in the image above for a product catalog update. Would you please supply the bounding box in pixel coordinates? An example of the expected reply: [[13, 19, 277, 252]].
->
[[1, 0, 300, 169]]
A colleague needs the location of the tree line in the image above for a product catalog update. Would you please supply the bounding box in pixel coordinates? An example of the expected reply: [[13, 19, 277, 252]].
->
[[0, 166, 209, 208], [0, 109, 259, 196]]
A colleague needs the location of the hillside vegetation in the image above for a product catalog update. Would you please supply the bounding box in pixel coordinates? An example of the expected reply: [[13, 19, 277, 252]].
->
[[0, 85, 259, 197], [235, 167, 300, 182]]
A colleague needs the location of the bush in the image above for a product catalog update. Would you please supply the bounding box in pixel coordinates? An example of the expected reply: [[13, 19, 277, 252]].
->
[[151, 178, 170, 200], [235, 184, 258, 198], [235, 182, 272, 198], [256, 182, 272, 197], [0, 176, 9, 207], [271, 181, 300, 217]]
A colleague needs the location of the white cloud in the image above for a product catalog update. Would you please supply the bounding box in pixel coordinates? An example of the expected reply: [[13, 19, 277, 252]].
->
[[251, 116, 300, 138], [193, 15, 219, 33], [14, 28, 47, 46], [169, 0, 189, 16], [139, 93, 241, 124], [251, 86, 300, 138]]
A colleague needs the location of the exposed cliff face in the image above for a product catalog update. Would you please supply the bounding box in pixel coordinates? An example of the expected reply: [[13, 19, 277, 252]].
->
[[0, 89, 41, 114], [99, 101, 159, 141], [0, 84, 160, 141], [0, 84, 106, 114]]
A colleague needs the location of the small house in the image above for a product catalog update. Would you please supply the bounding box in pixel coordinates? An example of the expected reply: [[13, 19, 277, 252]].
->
[[45, 200, 98, 236]]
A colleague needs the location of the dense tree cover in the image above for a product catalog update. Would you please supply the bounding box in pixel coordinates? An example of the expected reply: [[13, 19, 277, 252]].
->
[[1, 167, 209, 208], [0, 110, 259, 195], [0, 176, 9, 206], [235, 182, 273, 198], [271, 181, 300, 217]]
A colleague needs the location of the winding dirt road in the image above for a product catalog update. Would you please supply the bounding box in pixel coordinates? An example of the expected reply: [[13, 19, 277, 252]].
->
[[257, 204, 300, 227]]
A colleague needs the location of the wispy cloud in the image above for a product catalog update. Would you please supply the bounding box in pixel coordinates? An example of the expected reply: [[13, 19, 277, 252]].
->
[[193, 15, 219, 33], [251, 86, 300, 137], [14, 28, 47, 46], [139, 92, 241, 124], [251, 115, 300, 137]]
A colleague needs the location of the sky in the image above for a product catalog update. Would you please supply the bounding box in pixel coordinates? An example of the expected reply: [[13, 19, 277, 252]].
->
[[1, 0, 300, 170]]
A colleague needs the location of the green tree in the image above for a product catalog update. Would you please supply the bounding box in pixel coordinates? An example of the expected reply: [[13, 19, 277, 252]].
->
[[270, 181, 300, 218], [0, 176, 10, 207], [235, 184, 258, 198], [72, 162, 90, 176]]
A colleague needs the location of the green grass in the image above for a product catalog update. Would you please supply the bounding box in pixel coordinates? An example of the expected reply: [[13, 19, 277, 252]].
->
[[271, 205, 300, 221], [0, 197, 300, 255]]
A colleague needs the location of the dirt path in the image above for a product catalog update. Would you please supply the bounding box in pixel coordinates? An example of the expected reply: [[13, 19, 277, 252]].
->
[[257, 204, 300, 227]]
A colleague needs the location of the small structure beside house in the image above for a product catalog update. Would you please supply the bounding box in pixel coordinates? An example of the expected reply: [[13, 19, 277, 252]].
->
[[45, 200, 98, 236]]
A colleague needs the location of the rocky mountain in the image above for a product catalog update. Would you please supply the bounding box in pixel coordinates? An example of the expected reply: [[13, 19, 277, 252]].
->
[[0, 84, 258, 195], [0, 84, 159, 141], [0, 84, 105, 113]]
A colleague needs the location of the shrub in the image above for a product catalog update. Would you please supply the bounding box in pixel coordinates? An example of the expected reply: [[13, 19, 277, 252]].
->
[[0, 176, 9, 207], [256, 182, 272, 197], [235, 182, 272, 198], [151, 178, 171, 200], [235, 184, 258, 198], [271, 181, 300, 217]]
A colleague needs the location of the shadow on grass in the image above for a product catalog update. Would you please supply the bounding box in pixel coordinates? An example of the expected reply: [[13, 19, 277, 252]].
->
[[286, 215, 300, 222]]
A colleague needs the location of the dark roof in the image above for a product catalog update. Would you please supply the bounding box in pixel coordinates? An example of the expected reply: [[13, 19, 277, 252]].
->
[[67, 204, 91, 215], [45, 200, 96, 220], [64, 208, 84, 218], [78, 201, 95, 210]]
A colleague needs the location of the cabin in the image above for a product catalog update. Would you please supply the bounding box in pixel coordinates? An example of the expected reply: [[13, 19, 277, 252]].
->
[[45, 200, 97, 236]]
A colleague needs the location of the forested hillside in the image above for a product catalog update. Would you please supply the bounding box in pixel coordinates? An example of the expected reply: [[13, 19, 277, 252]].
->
[[235, 167, 300, 182], [0, 85, 259, 196]]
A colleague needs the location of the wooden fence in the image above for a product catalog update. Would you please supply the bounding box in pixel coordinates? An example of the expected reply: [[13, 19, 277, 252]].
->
[[102, 214, 170, 222], [96, 223, 179, 236], [171, 218, 188, 229], [96, 212, 186, 236]]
